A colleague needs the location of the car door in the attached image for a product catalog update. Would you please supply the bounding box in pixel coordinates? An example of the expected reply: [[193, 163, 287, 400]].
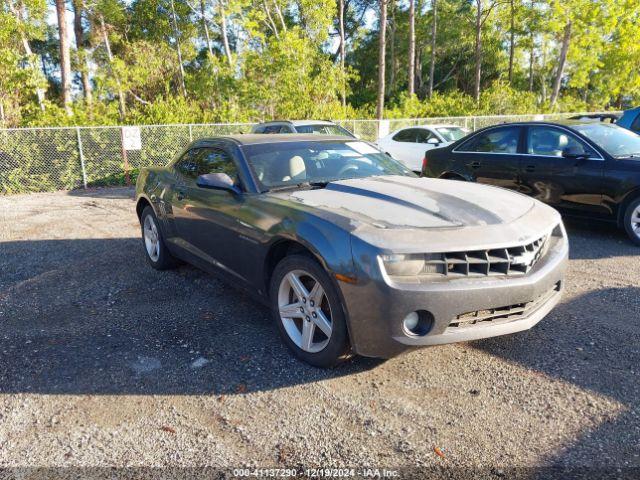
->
[[518, 125, 606, 216], [452, 125, 523, 190], [385, 128, 430, 171], [172, 146, 252, 282]]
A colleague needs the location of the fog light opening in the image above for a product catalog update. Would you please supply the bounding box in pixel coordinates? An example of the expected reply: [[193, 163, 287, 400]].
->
[[402, 310, 434, 337]]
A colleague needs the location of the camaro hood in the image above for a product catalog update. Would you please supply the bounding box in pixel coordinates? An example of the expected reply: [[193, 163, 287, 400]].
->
[[267, 175, 561, 252], [279, 176, 535, 229]]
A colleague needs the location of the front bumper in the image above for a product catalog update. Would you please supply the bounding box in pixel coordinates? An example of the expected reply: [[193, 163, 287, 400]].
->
[[339, 229, 568, 358]]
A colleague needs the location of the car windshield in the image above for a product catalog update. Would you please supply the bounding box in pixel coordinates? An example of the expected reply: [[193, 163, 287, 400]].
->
[[436, 127, 467, 142], [242, 140, 415, 190], [294, 124, 355, 137], [572, 123, 640, 158]]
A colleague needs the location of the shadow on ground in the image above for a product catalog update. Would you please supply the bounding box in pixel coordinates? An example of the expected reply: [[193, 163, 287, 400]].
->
[[563, 218, 637, 260], [472, 285, 640, 470], [0, 237, 382, 396]]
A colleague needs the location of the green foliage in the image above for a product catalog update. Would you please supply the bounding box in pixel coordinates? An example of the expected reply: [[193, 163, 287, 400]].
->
[[0, 0, 637, 129]]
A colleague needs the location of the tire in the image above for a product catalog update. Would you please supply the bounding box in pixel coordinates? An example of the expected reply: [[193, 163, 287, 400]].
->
[[623, 197, 640, 246], [140, 206, 180, 270], [270, 254, 351, 368]]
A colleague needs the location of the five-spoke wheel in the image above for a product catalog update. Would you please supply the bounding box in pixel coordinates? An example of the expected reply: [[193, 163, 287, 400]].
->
[[270, 254, 351, 367], [278, 270, 333, 353], [624, 198, 640, 246]]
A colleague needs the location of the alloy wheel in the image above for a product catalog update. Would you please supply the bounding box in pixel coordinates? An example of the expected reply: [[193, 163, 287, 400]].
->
[[143, 215, 160, 262], [631, 204, 640, 239], [277, 269, 333, 353]]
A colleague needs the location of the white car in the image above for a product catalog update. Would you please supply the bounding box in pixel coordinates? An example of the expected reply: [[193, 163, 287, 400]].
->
[[377, 124, 469, 171]]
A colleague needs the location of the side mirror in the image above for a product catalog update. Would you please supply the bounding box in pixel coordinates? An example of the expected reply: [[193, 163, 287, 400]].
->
[[562, 146, 589, 161], [426, 137, 440, 145], [196, 173, 241, 194]]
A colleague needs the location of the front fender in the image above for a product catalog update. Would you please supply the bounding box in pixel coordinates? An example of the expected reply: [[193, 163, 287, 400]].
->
[[268, 217, 356, 279]]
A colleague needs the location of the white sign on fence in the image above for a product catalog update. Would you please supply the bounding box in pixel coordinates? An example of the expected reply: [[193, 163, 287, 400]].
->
[[121, 126, 142, 150]]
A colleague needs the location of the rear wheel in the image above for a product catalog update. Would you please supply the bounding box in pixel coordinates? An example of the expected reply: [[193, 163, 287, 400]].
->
[[623, 198, 640, 246], [270, 255, 351, 368], [140, 206, 180, 269]]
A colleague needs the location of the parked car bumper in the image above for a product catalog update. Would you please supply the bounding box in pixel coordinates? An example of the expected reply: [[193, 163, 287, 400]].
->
[[338, 226, 568, 358]]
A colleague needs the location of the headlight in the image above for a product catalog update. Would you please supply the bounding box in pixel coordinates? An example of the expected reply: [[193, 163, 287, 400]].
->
[[381, 254, 445, 277]]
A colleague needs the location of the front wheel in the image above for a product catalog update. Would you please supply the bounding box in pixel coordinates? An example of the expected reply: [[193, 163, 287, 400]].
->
[[270, 255, 351, 368], [623, 198, 640, 246]]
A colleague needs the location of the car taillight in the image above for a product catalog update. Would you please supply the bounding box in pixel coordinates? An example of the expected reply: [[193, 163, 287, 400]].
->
[[422, 155, 428, 172]]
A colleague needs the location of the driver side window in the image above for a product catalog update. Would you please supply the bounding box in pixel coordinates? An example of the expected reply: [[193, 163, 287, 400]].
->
[[415, 129, 437, 143], [526, 127, 596, 158], [196, 148, 239, 183], [176, 148, 201, 180]]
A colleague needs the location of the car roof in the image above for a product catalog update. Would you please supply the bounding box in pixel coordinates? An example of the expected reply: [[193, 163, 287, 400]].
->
[[409, 123, 466, 129], [255, 120, 337, 127], [475, 120, 619, 129], [192, 134, 357, 146]]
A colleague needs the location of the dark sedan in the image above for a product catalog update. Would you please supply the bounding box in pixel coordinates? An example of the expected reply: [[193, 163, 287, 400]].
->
[[422, 121, 640, 245], [136, 135, 567, 367]]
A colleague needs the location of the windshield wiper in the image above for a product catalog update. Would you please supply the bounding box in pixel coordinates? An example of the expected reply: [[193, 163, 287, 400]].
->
[[615, 153, 640, 158], [267, 181, 330, 192]]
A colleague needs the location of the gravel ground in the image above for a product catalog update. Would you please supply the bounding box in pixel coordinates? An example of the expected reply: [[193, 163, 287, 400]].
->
[[0, 187, 638, 476]]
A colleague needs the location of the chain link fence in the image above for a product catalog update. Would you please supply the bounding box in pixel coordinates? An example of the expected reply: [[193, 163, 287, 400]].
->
[[0, 112, 618, 195]]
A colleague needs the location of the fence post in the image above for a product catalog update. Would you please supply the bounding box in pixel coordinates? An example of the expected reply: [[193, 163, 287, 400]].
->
[[76, 127, 88, 189], [189, 124, 193, 142], [472, 116, 477, 131]]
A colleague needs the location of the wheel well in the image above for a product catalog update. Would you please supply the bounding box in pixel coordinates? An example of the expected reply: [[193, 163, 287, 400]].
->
[[264, 240, 317, 293], [136, 197, 151, 220], [440, 172, 467, 181], [618, 189, 640, 227]]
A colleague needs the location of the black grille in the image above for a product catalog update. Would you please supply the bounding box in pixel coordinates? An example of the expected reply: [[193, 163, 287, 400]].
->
[[448, 282, 561, 329], [422, 235, 548, 277]]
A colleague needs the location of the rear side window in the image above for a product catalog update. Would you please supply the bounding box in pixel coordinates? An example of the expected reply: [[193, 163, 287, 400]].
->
[[458, 127, 521, 153], [392, 129, 418, 143], [631, 114, 640, 133], [263, 125, 284, 134]]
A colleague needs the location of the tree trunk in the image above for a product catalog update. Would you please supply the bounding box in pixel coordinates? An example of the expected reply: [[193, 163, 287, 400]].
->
[[100, 15, 126, 120], [169, 0, 188, 97], [219, 0, 233, 66], [72, 0, 92, 106], [200, 0, 214, 58], [473, 0, 482, 103], [540, 36, 547, 102], [508, 0, 515, 84], [428, 0, 437, 98], [339, 0, 346, 107], [376, 0, 387, 120], [528, 37, 534, 91], [549, 20, 571, 107], [387, 0, 395, 97], [55, 0, 72, 115], [408, 0, 415, 96]]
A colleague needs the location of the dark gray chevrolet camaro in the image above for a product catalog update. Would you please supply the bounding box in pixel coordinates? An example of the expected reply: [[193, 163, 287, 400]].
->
[[135, 134, 568, 367]]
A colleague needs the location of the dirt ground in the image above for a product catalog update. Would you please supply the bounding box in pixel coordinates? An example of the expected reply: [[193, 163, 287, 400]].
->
[[0, 187, 638, 476]]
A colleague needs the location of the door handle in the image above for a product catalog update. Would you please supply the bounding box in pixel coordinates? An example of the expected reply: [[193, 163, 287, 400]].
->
[[524, 165, 536, 173], [470, 161, 481, 169]]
